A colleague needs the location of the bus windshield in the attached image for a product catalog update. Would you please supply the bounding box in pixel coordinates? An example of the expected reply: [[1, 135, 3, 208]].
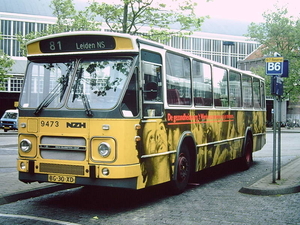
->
[[68, 58, 133, 110], [20, 58, 134, 112]]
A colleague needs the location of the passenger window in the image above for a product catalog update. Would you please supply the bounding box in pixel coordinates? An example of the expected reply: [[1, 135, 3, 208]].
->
[[229, 71, 242, 107], [242, 75, 253, 108], [253, 78, 261, 108], [192, 60, 212, 107], [213, 66, 228, 107], [166, 52, 191, 105]]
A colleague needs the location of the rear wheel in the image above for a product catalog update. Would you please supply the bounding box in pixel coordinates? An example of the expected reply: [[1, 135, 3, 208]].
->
[[239, 136, 253, 170], [171, 145, 191, 194]]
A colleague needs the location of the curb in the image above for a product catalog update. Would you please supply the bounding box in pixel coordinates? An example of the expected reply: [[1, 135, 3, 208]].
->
[[239, 184, 300, 196], [0, 184, 79, 206]]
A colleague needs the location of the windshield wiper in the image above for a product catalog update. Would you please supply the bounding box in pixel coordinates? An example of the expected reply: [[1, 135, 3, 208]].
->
[[34, 84, 61, 115], [60, 64, 72, 101], [72, 68, 83, 102], [72, 67, 93, 117]]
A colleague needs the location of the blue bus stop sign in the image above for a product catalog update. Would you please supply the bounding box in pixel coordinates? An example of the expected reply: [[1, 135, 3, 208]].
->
[[266, 57, 283, 76]]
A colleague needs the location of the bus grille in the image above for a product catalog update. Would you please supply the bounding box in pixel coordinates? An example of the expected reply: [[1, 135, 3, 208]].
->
[[40, 136, 86, 161], [40, 163, 84, 175]]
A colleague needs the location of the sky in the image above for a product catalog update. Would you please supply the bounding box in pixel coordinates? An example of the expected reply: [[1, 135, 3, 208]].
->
[[195, 0, 300, 22], [86, 0, 300, 23]]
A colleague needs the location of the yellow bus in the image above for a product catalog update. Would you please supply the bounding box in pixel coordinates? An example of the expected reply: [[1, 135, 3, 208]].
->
[[17, 31, 266, 194]]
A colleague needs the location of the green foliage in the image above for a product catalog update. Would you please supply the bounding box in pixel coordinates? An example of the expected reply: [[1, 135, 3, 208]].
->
[[17, 0, 101, 56], [15, 0, 209, 55], [50, 0, 100, 32], [17, 0, 210, 55], [0, 35, 14, 90], [246, 5, 300, 102], [88, 0, 209, 41]]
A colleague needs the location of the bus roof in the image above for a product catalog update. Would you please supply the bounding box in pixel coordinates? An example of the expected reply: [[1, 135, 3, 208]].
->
[[26, 31, 140, 57]]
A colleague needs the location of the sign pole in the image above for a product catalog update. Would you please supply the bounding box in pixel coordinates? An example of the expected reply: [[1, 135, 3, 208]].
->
[[272, 97, 277, 184], [266, 56, 287, 184], [277, 96, 282, 180]]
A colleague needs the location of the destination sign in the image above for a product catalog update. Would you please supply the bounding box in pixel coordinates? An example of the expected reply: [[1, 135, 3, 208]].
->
[[265, 57, 283, 63], [39, 35, 116, 53]]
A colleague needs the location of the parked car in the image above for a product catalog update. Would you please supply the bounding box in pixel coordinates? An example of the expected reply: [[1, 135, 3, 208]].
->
[[0, 109, 18, 132]]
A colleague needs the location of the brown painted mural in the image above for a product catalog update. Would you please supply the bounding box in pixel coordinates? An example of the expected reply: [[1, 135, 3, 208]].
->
[[140, 109, 266, 188]]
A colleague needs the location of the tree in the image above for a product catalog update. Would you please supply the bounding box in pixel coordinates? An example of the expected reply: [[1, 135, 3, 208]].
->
[[17, 0, 210, 55], [0, 35, 14, 90], [17, 0, 100, 56], [88, 0, 210, 41], [50, 0, 100, 33], [246, 5, 300, 101]]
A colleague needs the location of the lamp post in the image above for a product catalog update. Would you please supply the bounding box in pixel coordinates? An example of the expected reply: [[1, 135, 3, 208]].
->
[[223, 41, 235, 67]]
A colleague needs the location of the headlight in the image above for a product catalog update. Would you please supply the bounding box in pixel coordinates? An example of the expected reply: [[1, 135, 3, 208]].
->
[[20, 139, 32, 153], [98, 142, 111, 157]]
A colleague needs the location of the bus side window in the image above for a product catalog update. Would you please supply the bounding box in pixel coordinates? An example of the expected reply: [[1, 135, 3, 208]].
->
[[229, 71, 242, 108], [242, 75, 253, 108], [253, 77, 261, 108], [213, 66, 229, 107], [167, 89, 182, 104], [166, 52, 191, 106], [192, 60, 212, 107]]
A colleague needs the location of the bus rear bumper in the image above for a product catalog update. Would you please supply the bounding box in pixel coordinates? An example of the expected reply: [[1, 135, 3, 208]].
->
[[19, 172, 138, 189]]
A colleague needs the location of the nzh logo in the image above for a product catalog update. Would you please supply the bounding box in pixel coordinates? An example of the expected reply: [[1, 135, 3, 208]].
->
[[66, 122, 86, 128]]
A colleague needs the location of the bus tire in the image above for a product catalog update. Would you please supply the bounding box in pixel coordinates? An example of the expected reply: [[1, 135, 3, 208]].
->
[[239, 135, 253, 171], [171, 145, 191, 194]]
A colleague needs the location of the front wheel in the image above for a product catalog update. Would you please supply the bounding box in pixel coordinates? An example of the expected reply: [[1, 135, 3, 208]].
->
[[171, 145, 191, 194]]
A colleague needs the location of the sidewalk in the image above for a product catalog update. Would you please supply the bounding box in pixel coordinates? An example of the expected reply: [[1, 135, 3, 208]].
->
[[239, 156, 300, 195]]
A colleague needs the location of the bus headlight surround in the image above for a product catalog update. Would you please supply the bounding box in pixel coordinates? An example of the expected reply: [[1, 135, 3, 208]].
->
[[20, 139, 32, 153], [98, 142, 111, 158]]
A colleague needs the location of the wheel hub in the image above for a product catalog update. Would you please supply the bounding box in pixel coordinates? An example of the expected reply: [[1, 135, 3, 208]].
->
[[178, 154, 189, 182]]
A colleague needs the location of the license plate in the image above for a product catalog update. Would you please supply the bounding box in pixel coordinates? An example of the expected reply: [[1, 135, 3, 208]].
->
[[48, 174, 76, 184]]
